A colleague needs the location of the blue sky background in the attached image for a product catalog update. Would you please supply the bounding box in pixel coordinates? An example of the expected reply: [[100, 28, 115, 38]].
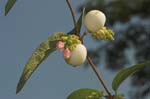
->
[[0, 0, 130, 99]]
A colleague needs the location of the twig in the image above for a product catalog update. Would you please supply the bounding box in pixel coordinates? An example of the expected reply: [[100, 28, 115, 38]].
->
[[66, 0, 112, 97], [87, 56, 112, 96], [81, 32, 88, 39], [66, 0, 79, 36]]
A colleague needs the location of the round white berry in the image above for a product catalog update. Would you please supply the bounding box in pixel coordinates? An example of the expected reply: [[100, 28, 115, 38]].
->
[[65, 44, 87, 66], [84, 10, 106, 33]]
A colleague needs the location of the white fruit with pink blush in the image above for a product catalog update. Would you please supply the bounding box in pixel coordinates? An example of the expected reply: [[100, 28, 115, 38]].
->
[[64, 44, 87, 66]]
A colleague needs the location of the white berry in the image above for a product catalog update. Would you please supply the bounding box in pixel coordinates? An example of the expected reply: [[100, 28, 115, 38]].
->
[[84, 10, 106, 33], [65, 44, 87, 67]]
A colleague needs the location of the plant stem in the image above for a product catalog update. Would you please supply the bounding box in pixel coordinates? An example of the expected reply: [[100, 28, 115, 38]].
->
[[66, 0, 112, 97], [66, 0, 79, 36], [87, 56, 112, 96], [81, 32, 87, 39]]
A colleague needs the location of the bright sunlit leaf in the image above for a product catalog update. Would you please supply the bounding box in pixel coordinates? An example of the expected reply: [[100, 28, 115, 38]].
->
[[112, 61, 150, 91], [5, 0, 16, 16], [16, 32, 66, 94]]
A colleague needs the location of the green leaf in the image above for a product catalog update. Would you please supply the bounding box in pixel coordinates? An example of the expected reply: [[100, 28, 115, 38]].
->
[[67, 88, 104, 99], [114, 94, 125, 99], [48, 32, 66, 41], [112, 61, 150, 91], [5, 0, 17, 16], [67, 9, 84, 35], [16, 32, 66, 94]]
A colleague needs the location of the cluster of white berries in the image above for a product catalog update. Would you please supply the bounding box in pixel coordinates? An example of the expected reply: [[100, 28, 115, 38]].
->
[[56, 39, 87, 67], [56, 10, 112, 67]]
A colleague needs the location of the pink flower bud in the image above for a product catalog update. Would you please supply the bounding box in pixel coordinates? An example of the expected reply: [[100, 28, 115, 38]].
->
[[56, 41, 65, 50], [63, 48, 71, 59]]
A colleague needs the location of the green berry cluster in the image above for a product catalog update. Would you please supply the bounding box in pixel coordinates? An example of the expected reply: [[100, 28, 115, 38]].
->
[[61, 34, 81, 51], [91, 27, 115, 40]]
